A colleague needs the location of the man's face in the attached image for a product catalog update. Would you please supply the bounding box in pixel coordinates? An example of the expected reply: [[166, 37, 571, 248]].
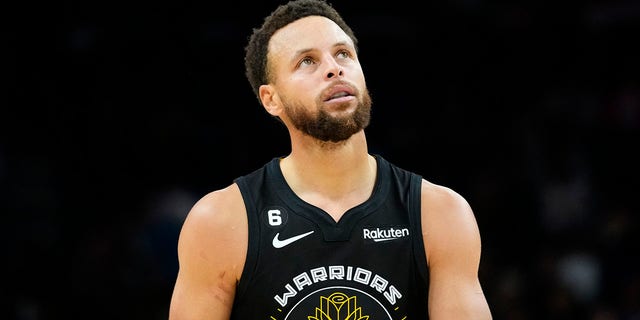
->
[[266, 15, 371, 142]]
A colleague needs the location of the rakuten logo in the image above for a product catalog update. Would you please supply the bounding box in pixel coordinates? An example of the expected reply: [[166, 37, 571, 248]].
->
[[363, 227, 410, 242]]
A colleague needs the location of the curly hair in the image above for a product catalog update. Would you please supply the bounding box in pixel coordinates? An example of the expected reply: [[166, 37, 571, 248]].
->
[[244, 0, 358, 102]]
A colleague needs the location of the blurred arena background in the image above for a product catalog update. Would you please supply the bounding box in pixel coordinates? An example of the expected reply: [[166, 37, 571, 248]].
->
[[3, 0, 639, 319]]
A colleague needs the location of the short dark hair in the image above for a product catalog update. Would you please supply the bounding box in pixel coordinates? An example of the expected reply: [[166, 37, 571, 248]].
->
[[244, 0, 358, 102]]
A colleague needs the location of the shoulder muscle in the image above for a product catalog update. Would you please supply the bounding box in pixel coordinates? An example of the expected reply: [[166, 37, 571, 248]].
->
[[170, 183, 248, 318], [420, 180, 481, 268]]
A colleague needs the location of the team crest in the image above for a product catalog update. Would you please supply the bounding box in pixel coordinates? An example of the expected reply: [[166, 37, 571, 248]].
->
[[308, 292, 370, 320], [279, 287, 396, 319]]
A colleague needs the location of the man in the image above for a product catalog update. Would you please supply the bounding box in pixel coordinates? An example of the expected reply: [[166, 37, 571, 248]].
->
[[169, 0, 492, 318]]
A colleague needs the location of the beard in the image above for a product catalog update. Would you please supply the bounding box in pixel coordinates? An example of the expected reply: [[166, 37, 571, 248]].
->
[[282, 88, 372, 143]]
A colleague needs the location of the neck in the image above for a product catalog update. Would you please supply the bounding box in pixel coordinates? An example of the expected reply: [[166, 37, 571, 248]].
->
[[280, 131, 377, 220], [285, 130, 370, 182]]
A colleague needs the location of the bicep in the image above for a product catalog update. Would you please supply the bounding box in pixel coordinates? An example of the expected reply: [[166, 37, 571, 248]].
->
[[169, 269, 233, 319], [169, 187, 247, 320], [428, 265, 490, 319], [422, 182, 492, 319], [170, 230, 237, 319]]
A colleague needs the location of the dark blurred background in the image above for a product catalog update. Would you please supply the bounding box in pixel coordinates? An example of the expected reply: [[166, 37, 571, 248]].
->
[[4, 0, 640, 319]]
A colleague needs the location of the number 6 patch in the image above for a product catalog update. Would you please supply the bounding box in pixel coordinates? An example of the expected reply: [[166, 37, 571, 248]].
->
[[262, 206, 288, 228]]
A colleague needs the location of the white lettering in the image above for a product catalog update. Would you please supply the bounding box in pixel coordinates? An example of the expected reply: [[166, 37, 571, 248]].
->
[[274, 283, 297, 307], [370, 275, 388, 293], [384, 285, 402, 304], [353, 268, 371, 285], [328, 265, 344, 280], [310, 267, 327, 283], [275, 265, 404, 307], [362, 227, 410, 241], [293, 272, 312, 291]]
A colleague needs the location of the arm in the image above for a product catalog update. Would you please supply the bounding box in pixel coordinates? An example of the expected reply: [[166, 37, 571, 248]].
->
[[169, 184, 248, 320], [421, 180, 492, 319]]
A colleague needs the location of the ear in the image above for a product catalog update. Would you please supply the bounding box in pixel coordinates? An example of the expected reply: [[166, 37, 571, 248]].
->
[[259, 84, 281, 116]]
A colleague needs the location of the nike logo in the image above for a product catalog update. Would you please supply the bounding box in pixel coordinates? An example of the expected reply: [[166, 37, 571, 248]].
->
[[272, 231, 314, 248]]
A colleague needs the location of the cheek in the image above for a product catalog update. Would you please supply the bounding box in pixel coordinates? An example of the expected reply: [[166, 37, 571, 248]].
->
[[348, 64, 366, 82], [352, 72, 367, 91], [285, 76, 319, 98]]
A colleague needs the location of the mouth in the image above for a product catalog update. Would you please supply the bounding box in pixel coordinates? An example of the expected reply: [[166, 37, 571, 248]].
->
[[323, 83, 356, 102], [326, 91, 351, 101]]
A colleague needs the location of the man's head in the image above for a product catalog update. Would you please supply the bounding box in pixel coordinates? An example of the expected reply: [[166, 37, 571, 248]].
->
[[244, 0, 371, 143], [244, 0, 358, 101]]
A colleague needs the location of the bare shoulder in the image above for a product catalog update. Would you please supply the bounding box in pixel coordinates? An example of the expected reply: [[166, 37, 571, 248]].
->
[[420, 179, 481, 264], [170, 183, 248, 317], [420, 179, 473, 219], [181, 183, 247, 237], [419, 182, 492, 318], [177, 182, 248, 283]]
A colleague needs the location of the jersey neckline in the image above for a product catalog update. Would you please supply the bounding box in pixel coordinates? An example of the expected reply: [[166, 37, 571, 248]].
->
[[266, 154, 391, 241]]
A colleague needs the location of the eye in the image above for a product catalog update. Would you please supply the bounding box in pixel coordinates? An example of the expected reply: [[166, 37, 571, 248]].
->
[[336, 50, 352, 60], [298, 56, 315, 68]]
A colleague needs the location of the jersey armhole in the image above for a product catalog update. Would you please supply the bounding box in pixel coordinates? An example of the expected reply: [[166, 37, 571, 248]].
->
[[409, 174, 430, 285], [232, 178, 261, 301]]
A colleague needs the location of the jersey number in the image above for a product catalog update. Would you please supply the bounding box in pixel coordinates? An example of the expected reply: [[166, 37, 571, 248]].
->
[[267, 209, 282, 226]]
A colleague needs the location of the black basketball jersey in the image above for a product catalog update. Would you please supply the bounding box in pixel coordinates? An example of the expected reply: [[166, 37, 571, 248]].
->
[[231, 154, 429, 319]]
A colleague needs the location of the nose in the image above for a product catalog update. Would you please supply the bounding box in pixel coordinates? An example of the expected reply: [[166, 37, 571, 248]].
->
[[327, 67, 344, 79], [324, 58, 344, 80]]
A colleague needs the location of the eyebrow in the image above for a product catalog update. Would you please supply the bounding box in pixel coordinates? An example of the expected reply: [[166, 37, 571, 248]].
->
[[292, 41, 352, 57]]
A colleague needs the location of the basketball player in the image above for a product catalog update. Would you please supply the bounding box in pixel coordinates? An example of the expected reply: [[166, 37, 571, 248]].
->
[[169, 0, 493, 318]]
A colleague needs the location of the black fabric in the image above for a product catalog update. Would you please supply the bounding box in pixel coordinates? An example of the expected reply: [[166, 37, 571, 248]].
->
[[232, 155, 429, 319]]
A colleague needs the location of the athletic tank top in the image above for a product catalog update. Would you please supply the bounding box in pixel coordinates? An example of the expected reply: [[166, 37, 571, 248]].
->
[[231, 154, 429, 319]]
